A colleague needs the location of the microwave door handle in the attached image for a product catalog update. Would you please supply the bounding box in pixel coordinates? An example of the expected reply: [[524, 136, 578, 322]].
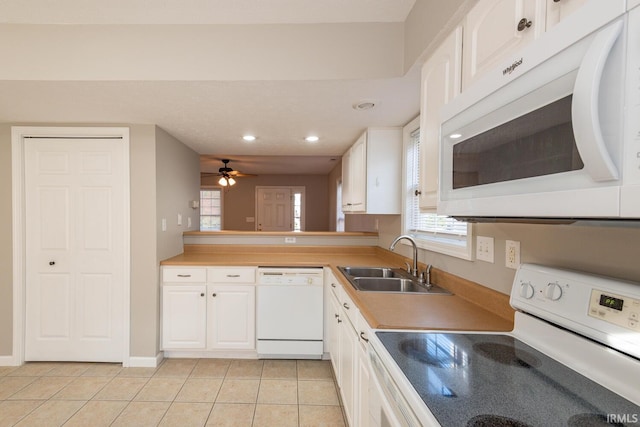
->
[[571, 20, 622, 182]]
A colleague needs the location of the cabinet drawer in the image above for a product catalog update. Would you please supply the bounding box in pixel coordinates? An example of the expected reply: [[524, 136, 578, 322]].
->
[[162, 267, 207, 283], [208, 267, 256, 283]]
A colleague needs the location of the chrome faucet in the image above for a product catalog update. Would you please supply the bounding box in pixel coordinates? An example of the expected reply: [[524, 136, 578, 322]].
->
[[389, 235, 419, 277]]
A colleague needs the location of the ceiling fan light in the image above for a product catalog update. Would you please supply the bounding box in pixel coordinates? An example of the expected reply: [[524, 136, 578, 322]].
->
[[228, 177, 236, 186], [218, 177, 228, 186], [242, 135, 256, 141]]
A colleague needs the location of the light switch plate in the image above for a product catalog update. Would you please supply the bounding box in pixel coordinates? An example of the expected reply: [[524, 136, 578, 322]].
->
[[476, 236, 494, 263]]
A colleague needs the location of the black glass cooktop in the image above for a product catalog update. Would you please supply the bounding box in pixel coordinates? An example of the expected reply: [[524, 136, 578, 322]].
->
[[375, 332, 640, 427]]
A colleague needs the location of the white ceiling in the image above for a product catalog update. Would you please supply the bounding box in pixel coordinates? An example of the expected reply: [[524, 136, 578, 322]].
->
[[0, 0, 423, 175]]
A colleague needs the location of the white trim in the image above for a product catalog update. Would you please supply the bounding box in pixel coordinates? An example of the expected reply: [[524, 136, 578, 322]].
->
[[128, 353, 164, 368], [11, 126, 131, 366], [199, 186, 223, 231], [0, 356, 20, 367], [163, 350, 257, 359], [400, 118, 474, 261]]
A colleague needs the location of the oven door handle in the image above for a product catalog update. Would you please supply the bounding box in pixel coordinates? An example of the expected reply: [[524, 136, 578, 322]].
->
[[572, 19, 622, 182]]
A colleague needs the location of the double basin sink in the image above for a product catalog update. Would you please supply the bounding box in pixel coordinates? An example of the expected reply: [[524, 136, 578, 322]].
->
[[338, 266, 451, 295]]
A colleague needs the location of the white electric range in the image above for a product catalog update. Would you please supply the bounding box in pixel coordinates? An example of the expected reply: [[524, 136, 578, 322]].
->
[[368, 263, 640, 427]]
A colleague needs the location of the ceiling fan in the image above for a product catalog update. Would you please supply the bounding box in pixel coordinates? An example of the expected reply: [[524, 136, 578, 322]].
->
[[201, 158, 256, 187]]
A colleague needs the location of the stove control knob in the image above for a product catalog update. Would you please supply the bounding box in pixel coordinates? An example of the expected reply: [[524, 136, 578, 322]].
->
[[519, 282, 535, 299], [544, 283, 563, 301]]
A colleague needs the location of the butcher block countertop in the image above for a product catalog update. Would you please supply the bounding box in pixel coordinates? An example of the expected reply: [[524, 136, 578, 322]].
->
[[161, 245, 515, 332]]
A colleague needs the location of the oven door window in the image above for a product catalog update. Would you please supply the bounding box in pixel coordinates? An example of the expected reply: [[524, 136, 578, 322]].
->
[[452, 95, 584, 189]]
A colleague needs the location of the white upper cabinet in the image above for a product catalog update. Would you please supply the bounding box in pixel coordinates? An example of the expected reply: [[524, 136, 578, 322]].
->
[[342, 128, 402, 214], [419, 27, 463, 211], [546, 0, 589, 30], [462, 0, 545, 90], [343, 133, 367, 212]]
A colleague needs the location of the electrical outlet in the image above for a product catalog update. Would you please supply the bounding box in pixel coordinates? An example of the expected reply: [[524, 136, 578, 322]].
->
[[284, 237, 296, 244], [161, 218, 167, 232], [506, 240, 521, 269], [177, 213, 182, 226], [476, 236, 494, 263]]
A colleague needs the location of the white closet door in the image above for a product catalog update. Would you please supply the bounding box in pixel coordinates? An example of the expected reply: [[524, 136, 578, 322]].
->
[[24, 137, 126, 362]]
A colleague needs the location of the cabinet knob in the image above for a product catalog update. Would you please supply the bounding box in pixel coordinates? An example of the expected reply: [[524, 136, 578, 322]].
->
[[331, 283, 336, 288], [49, 261, 55, 266], [517, 18, 532, 31], [553, 0, 561, 2], [360, 332, 369, 343], [212, 293, 217, 297], [200, 293, 205, 297], [343, 303, 350, 310], [414, 189, 422, 196]]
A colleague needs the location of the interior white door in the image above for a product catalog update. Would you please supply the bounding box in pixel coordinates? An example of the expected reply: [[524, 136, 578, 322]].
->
[[24, 137, 126, 362], [256, 187, 292, 231]]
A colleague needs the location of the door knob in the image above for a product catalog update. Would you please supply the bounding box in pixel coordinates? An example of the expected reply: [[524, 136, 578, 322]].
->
[[517, 18, 532, 31], [49, 261, 55, 266]]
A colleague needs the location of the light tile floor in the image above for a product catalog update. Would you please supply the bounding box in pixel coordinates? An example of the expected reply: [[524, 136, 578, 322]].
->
[[0, 359, 346, 427]]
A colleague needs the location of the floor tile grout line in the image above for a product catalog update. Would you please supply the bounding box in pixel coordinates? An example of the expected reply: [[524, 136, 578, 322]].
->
[[1, 360, 344, 427]]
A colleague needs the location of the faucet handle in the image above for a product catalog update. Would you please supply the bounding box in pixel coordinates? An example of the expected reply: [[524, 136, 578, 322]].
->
[[404, 261, 411, 273]]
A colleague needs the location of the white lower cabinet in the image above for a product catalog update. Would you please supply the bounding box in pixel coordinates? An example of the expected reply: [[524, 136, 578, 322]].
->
[[161, 266, 256, 354], [207, 284, 255, 350], [328, 279, 372, 427], [162, 285, 207, 349], [340, 312, 358, 426]]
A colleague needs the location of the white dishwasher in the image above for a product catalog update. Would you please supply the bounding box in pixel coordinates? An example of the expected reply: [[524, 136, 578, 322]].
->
[[256, 267, 324, 359]]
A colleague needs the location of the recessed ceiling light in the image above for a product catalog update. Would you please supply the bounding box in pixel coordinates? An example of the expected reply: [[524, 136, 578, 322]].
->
[[305, 136, 319, 142], [353, 100, 376, 111], [449, 133, 462, 139], [242, 135, 256, 141]]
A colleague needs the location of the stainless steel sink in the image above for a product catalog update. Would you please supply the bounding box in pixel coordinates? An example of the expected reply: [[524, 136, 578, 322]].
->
[[338, 266, 451, 295], [339, 266, 404, 278]]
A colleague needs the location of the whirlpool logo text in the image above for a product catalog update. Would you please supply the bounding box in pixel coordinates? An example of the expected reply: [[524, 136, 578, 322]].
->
[[502, 58, 523, 76]]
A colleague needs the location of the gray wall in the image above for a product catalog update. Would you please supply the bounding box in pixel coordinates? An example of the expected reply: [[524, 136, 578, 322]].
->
[[373, 216, 640, 295], [0, 124, 13, 356], [202, 174, 330, 231]]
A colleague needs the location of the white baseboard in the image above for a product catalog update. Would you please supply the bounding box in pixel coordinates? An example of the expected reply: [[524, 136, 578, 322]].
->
[[128, 352, 164, 368], [0, 355, 20, 366], [163, 350, 258, 359]]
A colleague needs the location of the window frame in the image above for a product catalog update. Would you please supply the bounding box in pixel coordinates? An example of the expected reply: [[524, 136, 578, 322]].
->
[[401, 116, 474, 260], [199, 186, 223, 231]]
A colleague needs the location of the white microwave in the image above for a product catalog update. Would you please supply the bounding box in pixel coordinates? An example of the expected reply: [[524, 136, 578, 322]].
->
[[439, 0, 640, 220]]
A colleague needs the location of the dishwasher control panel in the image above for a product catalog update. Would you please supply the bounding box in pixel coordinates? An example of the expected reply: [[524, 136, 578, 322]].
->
[[257, 267, 324, 286]]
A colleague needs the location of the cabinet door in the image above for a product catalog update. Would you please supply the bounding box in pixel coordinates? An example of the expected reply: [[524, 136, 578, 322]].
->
[[349, 133, 367, 211], [419, 27, 462, 210], [162, 285, 207, 349], [357, 332, 371, 427], [328, 288, 342, 381], [546, 0, 588, 30], [341, 148, 352, 211], [462, 0, 544, 90], [207, 285, 256, 350], [339, 316, 358, 427]]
